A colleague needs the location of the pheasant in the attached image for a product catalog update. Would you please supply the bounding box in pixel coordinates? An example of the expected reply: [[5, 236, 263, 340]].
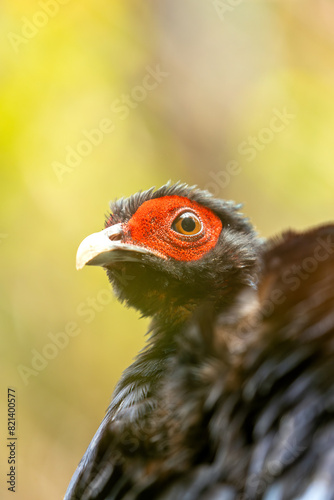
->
[[65, 182, 334, 500]]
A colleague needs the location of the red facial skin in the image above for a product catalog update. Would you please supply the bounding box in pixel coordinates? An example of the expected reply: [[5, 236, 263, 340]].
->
[[119, 196, 222, 261]]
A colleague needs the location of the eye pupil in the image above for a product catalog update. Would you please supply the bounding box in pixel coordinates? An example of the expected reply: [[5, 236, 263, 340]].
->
[[181, 217, 196, 233], [172, 212, 202, 236]]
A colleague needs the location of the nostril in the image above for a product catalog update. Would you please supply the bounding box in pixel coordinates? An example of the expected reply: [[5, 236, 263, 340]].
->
[[109, 232, 122, 242], [105, 223, 123, 242]]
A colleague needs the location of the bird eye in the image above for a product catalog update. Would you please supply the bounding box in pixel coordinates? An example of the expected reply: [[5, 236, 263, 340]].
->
[[172, 212, 203, 236]]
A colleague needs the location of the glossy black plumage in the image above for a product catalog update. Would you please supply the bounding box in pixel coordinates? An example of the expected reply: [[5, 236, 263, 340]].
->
[[65, 183, 334, 500]]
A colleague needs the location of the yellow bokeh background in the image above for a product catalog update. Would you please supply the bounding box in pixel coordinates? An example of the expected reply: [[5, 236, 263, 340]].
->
[[1, 1, 334, 498]]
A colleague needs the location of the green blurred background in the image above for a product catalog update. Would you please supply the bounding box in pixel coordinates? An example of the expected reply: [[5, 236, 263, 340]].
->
[[1, 1, 334, 498]]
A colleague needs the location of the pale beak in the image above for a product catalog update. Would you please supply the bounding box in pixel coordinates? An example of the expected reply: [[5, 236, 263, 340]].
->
[[76, 224, 158, 270]]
